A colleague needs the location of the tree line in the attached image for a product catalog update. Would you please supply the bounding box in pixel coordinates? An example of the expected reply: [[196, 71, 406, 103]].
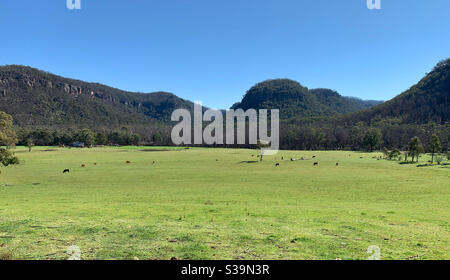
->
[[1, 110, 449, 171], [280, 119, 449, 152], [382, 135, 447, 164], [11, 119, 450, 155], [16, 127, 142, 148]]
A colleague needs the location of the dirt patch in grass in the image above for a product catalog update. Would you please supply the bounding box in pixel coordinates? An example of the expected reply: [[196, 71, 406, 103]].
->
[[0, 250, 14, 260]]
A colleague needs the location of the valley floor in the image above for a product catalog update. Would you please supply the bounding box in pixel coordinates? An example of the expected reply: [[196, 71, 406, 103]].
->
[[0, 147, 449, 260]]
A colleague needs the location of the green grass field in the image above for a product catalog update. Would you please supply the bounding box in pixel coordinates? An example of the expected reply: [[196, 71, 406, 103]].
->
[[0, 146, 449, 260]]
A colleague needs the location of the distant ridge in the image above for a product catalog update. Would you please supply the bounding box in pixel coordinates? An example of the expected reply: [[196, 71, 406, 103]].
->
[[1, 59, 448, 131], [0, 59, 448, 150], [231, 79, 383, 119], [0, 65, 194, 127]]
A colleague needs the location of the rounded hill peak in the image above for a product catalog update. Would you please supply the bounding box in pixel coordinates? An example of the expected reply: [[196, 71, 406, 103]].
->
[[247, 79, 308, 96]]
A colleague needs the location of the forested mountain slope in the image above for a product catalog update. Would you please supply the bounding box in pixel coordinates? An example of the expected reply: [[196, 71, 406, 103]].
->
[[231, 79, 382, 119], [0, 65, 194, 127]]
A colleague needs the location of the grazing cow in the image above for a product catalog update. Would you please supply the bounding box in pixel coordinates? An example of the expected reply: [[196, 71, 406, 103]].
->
[[93, 163, 97, 165], [312, 156, 316, 158], [216, 159, 219, 162], [336, 163, 339, 166], [63, 169, 70, 174], [153, 161, 156, 164], [126, 161, 131, 164], [313, 162, 319, 166], [281, 157, 284, 160], [275, 163, 280, 167], [360, 157, 363, 159], [81, 164, 86, 168]]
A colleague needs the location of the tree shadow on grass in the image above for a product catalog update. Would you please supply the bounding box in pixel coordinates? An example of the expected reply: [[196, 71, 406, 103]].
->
[[238, 161, 259, 164], [416, 164, 433, 167], [398, 162, 417, 165]]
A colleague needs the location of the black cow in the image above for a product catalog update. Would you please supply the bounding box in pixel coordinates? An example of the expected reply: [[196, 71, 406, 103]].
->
[[63, 169, 70, 174]]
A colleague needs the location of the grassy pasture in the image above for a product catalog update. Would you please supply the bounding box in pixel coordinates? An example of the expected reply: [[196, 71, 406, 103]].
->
[[0, 146, 449, 260]]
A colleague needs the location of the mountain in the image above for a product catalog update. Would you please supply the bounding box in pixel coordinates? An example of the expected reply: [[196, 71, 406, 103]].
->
[[231, 79, 382, 119], [0, 59, 448, 150], [310, 88, 383, 113], [0, 66, 383, 129], [0, 65, 194, 127], [343, 58, 450, 125]]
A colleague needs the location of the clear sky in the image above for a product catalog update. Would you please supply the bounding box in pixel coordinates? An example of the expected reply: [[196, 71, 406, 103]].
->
[[1, 0, 449, 109]]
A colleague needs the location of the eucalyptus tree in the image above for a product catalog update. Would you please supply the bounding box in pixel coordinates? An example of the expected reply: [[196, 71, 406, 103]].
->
[[428, 134, 442, 164]]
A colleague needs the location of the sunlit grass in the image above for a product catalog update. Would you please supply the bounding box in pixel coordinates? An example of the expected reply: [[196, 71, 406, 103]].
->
[[0, 147, 449, 260]]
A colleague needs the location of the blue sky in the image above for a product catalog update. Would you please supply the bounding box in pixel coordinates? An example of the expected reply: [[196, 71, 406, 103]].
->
[[1, 0, 449, 109]]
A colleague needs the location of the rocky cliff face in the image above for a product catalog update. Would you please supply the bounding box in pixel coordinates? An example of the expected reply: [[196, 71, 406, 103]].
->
[[0, 65, 194, 127]]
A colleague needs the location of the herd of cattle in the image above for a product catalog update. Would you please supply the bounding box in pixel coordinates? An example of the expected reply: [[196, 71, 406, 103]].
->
[[62, 160, 160, 174], [61, 154, 366, 173], [275, 156, 338, 167], [250, 154, 343, 168]]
